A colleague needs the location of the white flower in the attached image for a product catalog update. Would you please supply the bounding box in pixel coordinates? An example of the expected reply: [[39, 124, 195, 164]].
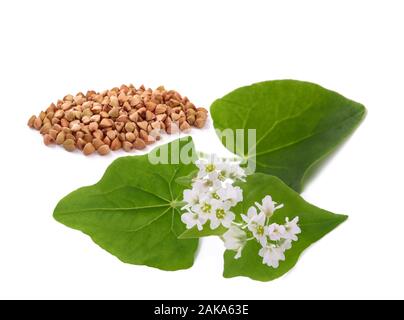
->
[[266, 223, 286, 241], [241, 206, 267, 246], [279, 239, 292, 252], [192, 172, 222, 192], [210, 206, 235, 230], [217, 161, 246, 182], [217, 185, 243, 206], [255, 195, 284, 218], [259, 244, 286, 268], [222, 226, 247, 259], [283, 217, 301, 241], [228, 164, 247, 182], [195, 157, 222, 179], [182, 188, 200, 210], [181, 210, 207, 231], [194, 194, 215, 216], [195, 157, 246, 183]]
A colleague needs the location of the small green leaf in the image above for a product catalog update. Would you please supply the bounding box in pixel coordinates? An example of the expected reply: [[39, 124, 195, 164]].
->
[[223, 173, 347, 281], [211, 80, 366, 192], [175, 169, 198, 188], [53, 137, 199, 271]]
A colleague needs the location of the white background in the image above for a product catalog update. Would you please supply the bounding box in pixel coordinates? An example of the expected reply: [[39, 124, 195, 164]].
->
[[0, 0, 403, 300]]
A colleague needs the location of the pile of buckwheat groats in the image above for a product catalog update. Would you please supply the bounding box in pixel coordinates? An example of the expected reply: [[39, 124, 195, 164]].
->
[[27, 84, 208, 155]]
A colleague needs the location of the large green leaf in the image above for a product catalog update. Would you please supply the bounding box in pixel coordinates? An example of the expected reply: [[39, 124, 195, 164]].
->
[[53, 137, 199, 271], [211, 80, 366, 192], [223, 173, 347, 281]]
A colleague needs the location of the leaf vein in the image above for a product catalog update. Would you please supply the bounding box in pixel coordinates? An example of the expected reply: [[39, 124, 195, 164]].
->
[[56, 203, 170, 216], [100, 184, 171, 203], [253, 111, 363, 157]]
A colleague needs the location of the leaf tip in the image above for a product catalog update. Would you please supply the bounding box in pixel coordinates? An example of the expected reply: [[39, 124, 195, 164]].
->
[[337, 213, 349, 224]]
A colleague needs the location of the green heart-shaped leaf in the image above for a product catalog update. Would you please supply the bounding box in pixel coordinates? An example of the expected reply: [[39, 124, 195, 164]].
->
[[53, 137, 199, 271], [223, 173, 347, 281], [211, 80, 366, 192]]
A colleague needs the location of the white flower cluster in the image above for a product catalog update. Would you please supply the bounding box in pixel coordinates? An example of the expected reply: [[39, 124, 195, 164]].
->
[[181, 157, 246, 231], [180, 157, 301, 269], [224, 196, 301, 268]]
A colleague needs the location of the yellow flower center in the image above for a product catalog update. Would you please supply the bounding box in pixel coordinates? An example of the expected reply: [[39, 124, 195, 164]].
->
[[202, 203, 212, 213], [216, 208, 225, 219], [206, 164, 215, 173], [212, 192, 220, 200]]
